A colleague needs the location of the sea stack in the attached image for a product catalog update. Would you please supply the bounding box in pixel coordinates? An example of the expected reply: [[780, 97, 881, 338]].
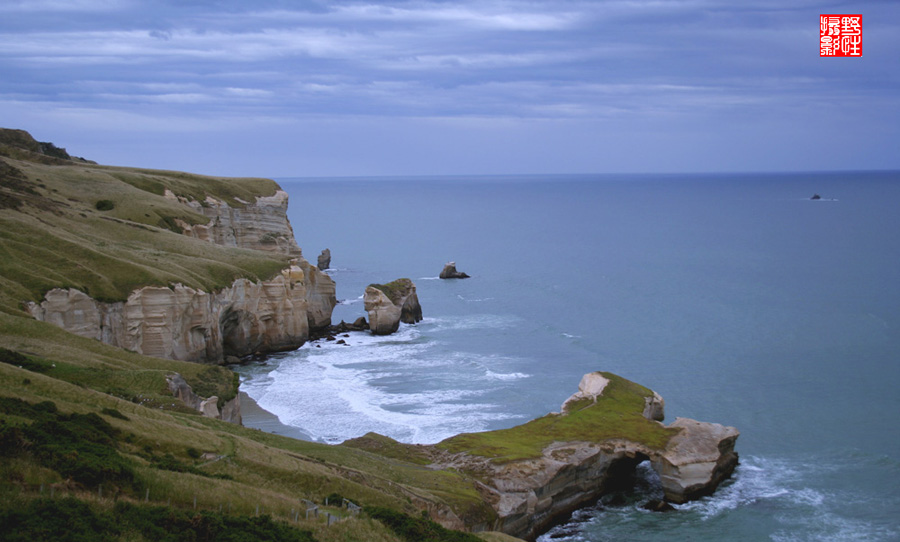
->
[[317, 248, 331, 270], [439, 261, 470, 279], [364, 278, 423, 335]]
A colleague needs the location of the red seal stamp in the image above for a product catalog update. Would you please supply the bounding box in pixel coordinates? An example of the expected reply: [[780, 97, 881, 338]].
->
[[820, 15, 862, 57]]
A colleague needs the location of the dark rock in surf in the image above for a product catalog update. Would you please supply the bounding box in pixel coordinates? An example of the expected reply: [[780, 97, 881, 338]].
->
[[440, 261, 470, 279], [642, 500, 676, 512]]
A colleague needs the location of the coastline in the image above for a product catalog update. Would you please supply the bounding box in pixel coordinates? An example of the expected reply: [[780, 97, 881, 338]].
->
[[238, 391, 314, 442]]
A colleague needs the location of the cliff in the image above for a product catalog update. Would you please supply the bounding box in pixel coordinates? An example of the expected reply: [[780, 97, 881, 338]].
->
[[166, 188, 302, 257], [0, 128, 335, 362], [25, 258, 334, 363]]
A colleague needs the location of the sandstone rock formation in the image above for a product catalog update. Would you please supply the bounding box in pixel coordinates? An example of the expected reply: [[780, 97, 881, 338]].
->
[[26, 258, 335, 363], [440, 261, 470, 279], [425, 372, 738, 540], [317, 248, 331, 270], [165, 373, 242, 424], [651, 417, 739, 503], [363, 278, 422, 335], [364, 287, 402, 335], [167, 189, 302, 257]]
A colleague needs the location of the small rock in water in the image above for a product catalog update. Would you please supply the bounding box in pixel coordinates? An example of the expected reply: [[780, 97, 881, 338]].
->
[[641, 499, 676, 513], [440, 261, 470, 279]]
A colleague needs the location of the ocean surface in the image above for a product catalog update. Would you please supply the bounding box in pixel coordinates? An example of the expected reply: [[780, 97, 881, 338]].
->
[[235, 172, 900, 541]]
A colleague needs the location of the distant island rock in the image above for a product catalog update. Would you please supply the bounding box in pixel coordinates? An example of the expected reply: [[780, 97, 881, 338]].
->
[[317, 248, 331, 270], [440, 261, 470, 279], [364, 278, 423, 335]]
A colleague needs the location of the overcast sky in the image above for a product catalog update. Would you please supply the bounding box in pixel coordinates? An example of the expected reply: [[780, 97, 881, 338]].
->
[[1, 0, 898, 177]]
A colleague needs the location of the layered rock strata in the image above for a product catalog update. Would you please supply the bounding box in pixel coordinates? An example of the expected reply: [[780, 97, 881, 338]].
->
[[26, 258, 335, 363], [363, 278, 423, 335], [167, 189, 302, 257]]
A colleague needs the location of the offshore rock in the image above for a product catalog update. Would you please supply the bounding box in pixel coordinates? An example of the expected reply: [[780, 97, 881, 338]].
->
[[364, 278, 422, 335], [301, 258, 337, 331], [364, 287, 402, 335], [26, 258, 335, 363], [440, 261, 470, 279], [167, 189, 302, 257], [317, 248, 331, 270]]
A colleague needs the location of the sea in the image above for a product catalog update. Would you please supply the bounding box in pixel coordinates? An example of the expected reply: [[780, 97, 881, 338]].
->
[[234, 172, 900, 542]]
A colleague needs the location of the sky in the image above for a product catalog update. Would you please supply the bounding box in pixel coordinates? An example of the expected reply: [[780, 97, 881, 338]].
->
[[1, 0, 898, 177]]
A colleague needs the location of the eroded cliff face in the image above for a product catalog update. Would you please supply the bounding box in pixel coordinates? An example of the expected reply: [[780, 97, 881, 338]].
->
[[167, 189, 302, 257], [25, 177, 336, 362], [26, 258, 335, 363]]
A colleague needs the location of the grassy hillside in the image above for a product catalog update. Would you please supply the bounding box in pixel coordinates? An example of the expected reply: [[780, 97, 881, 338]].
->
[[0, 129, 515, 541], [0, 314, 499, 541], [0, 128, 289, 312]]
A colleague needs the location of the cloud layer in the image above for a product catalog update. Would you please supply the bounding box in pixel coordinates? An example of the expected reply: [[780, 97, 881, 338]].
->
[[1, 0, 897, 175]]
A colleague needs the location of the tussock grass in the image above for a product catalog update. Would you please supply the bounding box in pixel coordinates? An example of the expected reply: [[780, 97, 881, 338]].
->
[[0, 153, 288, 311], [438, 373, 678, 462], [0, 313, 493, 539]]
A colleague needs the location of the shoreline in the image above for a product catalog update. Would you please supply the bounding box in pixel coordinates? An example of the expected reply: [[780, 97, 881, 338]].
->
[[238, 391, 314, 442]]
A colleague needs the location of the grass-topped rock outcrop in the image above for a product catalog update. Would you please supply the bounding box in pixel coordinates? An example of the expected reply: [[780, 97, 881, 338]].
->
[[364, 278, 423, 335], [348, 372, 738, 541], [433, 372, 738, 540]]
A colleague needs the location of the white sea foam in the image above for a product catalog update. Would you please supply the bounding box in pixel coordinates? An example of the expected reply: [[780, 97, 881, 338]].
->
[[485, 370, 531, 381], [456, 294, 495, 302], [427, 314, 522, 332], [240, 321, 525, 444], [676, 457, 794, 519]]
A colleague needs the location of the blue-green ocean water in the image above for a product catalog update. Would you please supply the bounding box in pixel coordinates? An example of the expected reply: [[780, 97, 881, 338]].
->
[[236, 172, 900, 541]]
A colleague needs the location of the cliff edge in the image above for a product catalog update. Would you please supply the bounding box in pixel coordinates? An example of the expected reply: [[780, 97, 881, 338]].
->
[[0, 128, 335, 362]]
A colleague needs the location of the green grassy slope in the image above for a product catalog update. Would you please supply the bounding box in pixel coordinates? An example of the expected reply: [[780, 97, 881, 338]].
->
[[0, 305, 496, 540], [0, 129, 510, 541], [0, 129, 288, 312]]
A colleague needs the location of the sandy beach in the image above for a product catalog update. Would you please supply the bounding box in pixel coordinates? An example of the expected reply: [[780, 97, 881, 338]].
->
[[239, 391, 313, 442]]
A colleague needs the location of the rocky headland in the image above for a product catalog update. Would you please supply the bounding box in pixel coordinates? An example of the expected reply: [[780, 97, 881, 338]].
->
[[17, 159, 337, 363], [349, 371, 739, 541]]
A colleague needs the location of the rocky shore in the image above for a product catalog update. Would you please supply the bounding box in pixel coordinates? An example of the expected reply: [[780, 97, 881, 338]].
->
[[346, 371, 739, 541], [9, 128, 739, 541]]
